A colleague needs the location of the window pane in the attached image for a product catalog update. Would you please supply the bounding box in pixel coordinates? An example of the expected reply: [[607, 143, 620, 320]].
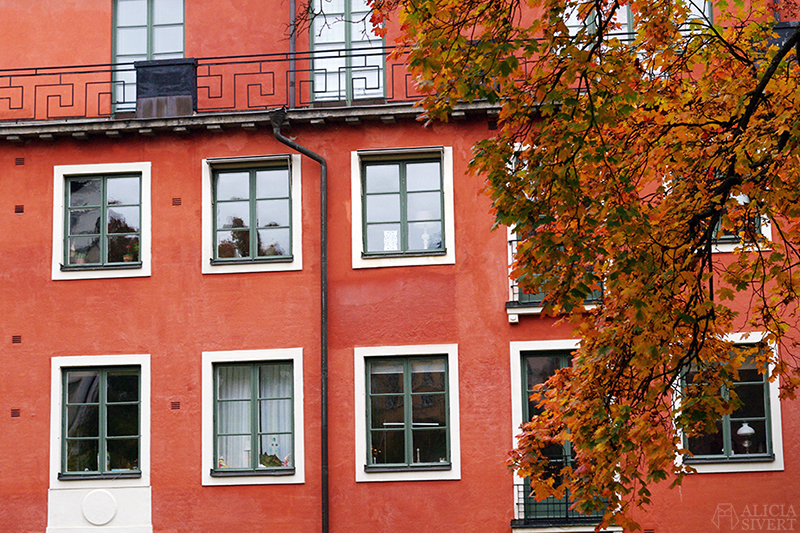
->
[[365, 164, 399, 193], [107, 372, 139, 402], [526, 356, 562, 388], [408, 221, 442, 251], [407, 192, 441, 221], [371, 395, 404, 429], [108, 438, 139, 470], [153, 25, 184, 55], [259, 398, 292, 434], [406, 162, 441, 191], [217, 366, 251, 399], [217, 201, 250, 229], [69, 180, 101, 207], [66, 439, 99, 472], [68, 236, 101, 264], [108, 235, 140, 262], [370, 360, 404, 393], [412, 428, 447, 463], [731, 420, 767, 455], [366, 194, 400, 223], [217, 436, 252, 469], [116, 27, 147, 56], [731, 383, 766, 419], [687, 420, 724, 456], [108, 206, 141, 233], [412, 394, 446, 426], [69, 209, 101, 235], [259, 364, 292, 398], [259, 434, 293, 467], [67, 371, 100, 404], [107, 176, 140, 205], [217, 400, 251, 434], [366, 223, 401, 252], [410, 359, 445, 392], [67, 405, 99, 438], [257, 228, 291, 257], [117, 0, 148, 26], [256, 169, 290, 198], [107, 404, 139, 437], [217, 230, 251, 258], [370, 430, 404, 464], [153, 0, 183, 24], [256, 199, 290, 228], [68, 236, 101, 263], [216, 172, 250, 201]]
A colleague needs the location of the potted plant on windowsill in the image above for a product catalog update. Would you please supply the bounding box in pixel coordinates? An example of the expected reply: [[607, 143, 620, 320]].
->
[[123, 242, 139, 262]]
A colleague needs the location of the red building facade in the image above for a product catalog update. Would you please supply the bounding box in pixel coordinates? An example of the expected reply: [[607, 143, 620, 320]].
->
[[0, 1, 797, 532]]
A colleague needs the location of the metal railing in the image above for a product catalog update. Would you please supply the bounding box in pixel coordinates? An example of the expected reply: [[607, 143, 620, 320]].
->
[[512, 482, 604, 528], [0, 47, 424, 123]]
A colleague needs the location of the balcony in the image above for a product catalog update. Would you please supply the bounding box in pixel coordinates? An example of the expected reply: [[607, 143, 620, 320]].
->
[[512, 482, 605, 529], [0, 47, 426, 123]]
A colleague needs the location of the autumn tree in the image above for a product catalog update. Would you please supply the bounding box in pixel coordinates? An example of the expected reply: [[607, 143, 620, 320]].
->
[[368, 0, 800, 528]]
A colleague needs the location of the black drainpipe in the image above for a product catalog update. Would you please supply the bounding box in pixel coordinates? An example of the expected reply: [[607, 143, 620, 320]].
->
[[271, 108, 329, 533]]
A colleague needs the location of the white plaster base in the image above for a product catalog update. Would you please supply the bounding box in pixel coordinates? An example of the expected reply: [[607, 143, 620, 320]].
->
[[46, 486, 152, 532]]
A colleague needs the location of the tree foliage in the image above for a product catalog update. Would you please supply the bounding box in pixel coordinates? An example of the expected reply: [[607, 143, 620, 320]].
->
[[371, 0, 800, 528]]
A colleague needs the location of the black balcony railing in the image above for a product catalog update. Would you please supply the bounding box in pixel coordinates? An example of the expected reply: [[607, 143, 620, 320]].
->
[[0, 47, 425, 123], [512, 482, 605, 528]]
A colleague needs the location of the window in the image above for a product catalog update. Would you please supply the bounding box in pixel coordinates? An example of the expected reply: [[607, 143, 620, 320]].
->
[[61, 367, 140, 478], [367, 356, 449, 469], [202, 156, 302, 274], [213, 165, 293, 262], [53, 162, 152, 281], [363, 158, 443, 255], [506, 228, 602, 322], [514, 349, 604, 527], [355, 344, 460, 482], [684, 347, 773, 462], [64, 174, 141, 268], [213, 361, 295, 475], [48, 354, 152, 531], [202, 348, 305, 485], [352, 147, 456, 269], [311, 0, 384, 102], [113, 0, 185, 108]]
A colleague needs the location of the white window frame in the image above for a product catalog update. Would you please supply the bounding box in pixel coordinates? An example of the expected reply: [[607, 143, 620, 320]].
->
[[201, 348, 305, 485], [678, 332, 784, 474], [351, 147, 456, 269], [52, 162, 152, 281], [47, 353, 152, 533], [509, 340, 622, 533], [202, 155, 303, 274], [354, 343, 460, 482]]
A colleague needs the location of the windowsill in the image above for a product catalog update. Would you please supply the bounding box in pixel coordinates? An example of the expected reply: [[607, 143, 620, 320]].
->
[[361, 249, 447, 260], [364, 463, 451, 473], [684, 453, 774, 464], [210, 256, 294, 265], [58, 471, 141, 481], [210, 467, 296, 477], [60, 263, 142, 272], [510, 520, 621, 533], [506, 301, 600, 323]]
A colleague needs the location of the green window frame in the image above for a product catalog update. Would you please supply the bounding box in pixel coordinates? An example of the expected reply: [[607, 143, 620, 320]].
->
[[366, 356, 450, 470], [362, 157, 444, 256], [310, 0, 385, 103], [213, 362, 295, 475], [64, 174, 142, 268], [684, 350, 773, 462], [113, 0, 185, 108], [61, 366, 141, 479], [212, 165, 293, 262], [517, 351, 603, 525]]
